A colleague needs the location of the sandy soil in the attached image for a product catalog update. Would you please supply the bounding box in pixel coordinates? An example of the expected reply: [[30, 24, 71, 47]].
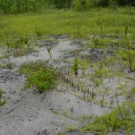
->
[[0, 36, 135, 135]]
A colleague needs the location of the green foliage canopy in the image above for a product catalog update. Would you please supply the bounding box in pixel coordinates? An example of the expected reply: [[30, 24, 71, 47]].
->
[[0, 0, 135, 14]]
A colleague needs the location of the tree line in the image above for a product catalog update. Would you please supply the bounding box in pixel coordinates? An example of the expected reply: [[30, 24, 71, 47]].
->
[[0, 0, 135, 14]]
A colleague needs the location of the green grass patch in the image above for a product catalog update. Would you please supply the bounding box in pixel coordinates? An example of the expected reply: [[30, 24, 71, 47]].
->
[[1, 8, 135, 43]]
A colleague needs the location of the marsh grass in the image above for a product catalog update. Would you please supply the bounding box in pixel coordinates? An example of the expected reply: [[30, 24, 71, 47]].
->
[[1, 8, 135, 43]]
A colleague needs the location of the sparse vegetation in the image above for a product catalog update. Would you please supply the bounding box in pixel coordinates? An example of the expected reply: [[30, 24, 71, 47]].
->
[[80, 102, 135, 135], [1, 2, 135, 135]]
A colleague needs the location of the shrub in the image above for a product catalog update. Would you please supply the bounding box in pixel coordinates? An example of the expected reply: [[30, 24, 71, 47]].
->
[[21, 62, 57, 93]]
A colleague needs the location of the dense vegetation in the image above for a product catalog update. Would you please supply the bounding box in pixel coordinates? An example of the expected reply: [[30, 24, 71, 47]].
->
[[0, 0, 135, 14], [1, 7, 135, 43]]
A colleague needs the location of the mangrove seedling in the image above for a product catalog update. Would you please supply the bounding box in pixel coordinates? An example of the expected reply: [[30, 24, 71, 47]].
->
[[77, 77, 80, 91], [92, 92, 95, 99], [83, 90, 86, 101], [0, 89, 6, 106], [5, 40, 13, 69], [100, 25, 104, 39], [87, 88, 89, 98], [71, 75, 74, 87], [73, 58, 79, 78], [103, 47, 108, 66], [23, 36, 29, 57], [93, 36, 100, 46], [77, 50, 80, 57], [6, 40, 10, 62], [35, 27, 44, 38], [110, 98, 113, 109], [100, 95, 104, 107], [46, 45, 53, 59], [116, 94, 123, 119], [125, 23, 128, 35], [121, 37, 135, 72]]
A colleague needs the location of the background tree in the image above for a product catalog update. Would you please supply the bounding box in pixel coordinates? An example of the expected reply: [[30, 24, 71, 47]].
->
[[0, 0, 135, 14]]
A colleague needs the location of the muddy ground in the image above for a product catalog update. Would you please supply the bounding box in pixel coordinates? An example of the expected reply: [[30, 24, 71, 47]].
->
[[0, 35, 135, 135]]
